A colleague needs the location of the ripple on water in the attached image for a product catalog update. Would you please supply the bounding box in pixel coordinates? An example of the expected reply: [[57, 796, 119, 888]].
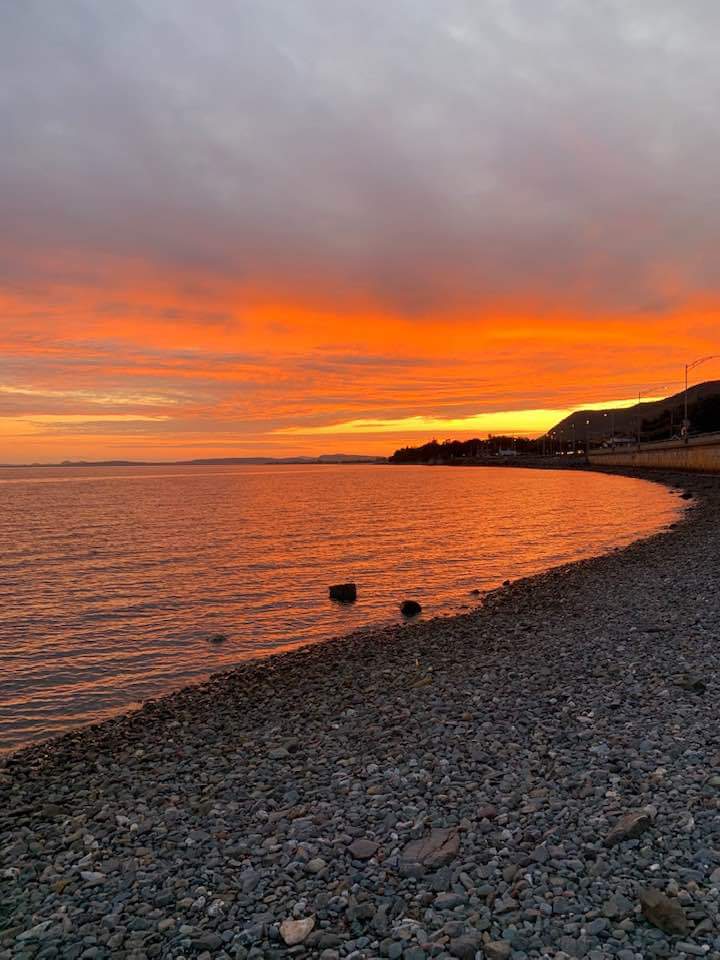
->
[[0, 463, 683, 752]]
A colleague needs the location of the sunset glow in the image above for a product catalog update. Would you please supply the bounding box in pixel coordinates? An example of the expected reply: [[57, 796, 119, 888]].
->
[[2, 1, 719, 462]]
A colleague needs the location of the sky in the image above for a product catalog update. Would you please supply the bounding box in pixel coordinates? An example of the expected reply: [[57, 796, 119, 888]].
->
[[2, 0, 720, 462]]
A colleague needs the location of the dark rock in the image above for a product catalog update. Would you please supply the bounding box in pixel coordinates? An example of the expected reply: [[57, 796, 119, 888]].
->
[[400, 828, 459, 870], [449, 935, 483, 959], [329, 583, 357, 603], [484, 943, 512, 960], [434, 892, 467, 909], [347, 902, 376, 922], [604, 810, 652, 846], [400, 600, 422, 617], [193, 932, 224, 951], [209, 633, 228, 643], [404, 948, 427, 960], [673, 674, 706, 693], [638, 887, 688, 935], [347, 838, 379, 860]]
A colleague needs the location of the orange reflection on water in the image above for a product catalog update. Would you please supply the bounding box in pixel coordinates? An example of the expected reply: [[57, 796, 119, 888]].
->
[[0, 464, 683, 752]]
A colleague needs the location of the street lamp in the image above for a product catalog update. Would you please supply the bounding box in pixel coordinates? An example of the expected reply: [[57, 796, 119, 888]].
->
[[603, 410, 616, 448], [684, 355, 720, 441], [585, 418, 590, 460]]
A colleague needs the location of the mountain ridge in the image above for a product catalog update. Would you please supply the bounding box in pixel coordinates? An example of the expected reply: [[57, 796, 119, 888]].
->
[[544, 379, 720, 441], [0, 454, 387, 469]]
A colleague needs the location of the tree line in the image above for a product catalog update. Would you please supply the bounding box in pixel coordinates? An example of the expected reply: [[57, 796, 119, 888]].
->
[[389, 394, 720, 463], [389, 436, 542, 463]]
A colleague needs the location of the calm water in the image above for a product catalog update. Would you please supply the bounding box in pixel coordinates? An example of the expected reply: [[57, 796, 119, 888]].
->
[[0, 464, 682, 753]]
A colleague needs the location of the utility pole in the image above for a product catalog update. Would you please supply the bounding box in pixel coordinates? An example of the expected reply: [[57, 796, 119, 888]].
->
[[684, 355, 719, 443]]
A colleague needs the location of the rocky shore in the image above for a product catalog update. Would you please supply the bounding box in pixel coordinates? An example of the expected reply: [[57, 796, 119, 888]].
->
[[2, 468, 720, 960]]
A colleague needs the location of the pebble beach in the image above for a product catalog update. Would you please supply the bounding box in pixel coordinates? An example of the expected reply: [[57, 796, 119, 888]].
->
[[2, 467, 719, 960]]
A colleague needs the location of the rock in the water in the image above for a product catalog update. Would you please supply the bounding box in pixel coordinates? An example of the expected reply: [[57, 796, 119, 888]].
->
[[638, 887, 688, 935], [484, 942, 512, 960], [604, 810, 652, 846], [209, 633, 228, 643], [329, 582, 357, 603], [401, 828, 459, 869], [280, 916, 315, 945], [347, 837, 378, 860], [401, 599, 422, 617]]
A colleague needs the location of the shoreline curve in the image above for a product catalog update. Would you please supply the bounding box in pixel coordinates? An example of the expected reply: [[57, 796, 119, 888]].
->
[[1, 465, 718, 960]]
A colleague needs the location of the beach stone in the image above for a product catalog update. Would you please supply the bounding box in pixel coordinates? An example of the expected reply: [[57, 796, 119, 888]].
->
[[434, 892, 467, 909], [4, 467, 719, 960], [401, 829, 459, 870], [348, 838, 378, 860], [403, 948, 426, 960], [193, 932, 223, 951], [484, 943, 512, 960], [674, 674, 706, 693], [347, 902, 376, 922], [604, 810, 653, 846], [675, 943, 709, 957], [329, 583, 357, 603], [638, 888, 688, 935], [449, 935, 483, 959], [603, 894, 634, 919], [279, 917, 315, 946]]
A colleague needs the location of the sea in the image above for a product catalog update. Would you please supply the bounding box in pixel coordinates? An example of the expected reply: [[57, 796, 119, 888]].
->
[[0, 463, 683, 753]]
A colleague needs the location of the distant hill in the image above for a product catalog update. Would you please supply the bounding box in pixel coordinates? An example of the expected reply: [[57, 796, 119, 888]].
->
[[545, 380, 720, 442], [4, 454, 387, 468]]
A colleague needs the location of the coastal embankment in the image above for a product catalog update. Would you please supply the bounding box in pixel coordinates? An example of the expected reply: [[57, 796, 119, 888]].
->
[[589, 434, 720, 473], [2, 468, 720, 960]]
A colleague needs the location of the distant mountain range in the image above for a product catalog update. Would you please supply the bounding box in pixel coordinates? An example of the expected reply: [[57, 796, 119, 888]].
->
[[4, 454, 387, 468], [545, 379, 720, 440]]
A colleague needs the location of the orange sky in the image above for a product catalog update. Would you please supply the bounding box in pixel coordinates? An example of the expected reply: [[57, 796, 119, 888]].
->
[[2, 2, 719, 462], [3, 268, 717, 462]]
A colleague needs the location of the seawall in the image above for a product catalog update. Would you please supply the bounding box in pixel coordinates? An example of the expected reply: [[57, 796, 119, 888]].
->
[[589, 431, 720, 472]]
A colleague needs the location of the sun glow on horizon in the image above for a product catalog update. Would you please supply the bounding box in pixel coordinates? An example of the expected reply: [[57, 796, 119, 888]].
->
[[274, 396, 666, 439]]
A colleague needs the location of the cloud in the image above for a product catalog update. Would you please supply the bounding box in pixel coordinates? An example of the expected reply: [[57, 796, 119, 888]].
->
[[2, 1, 720, 459], [3, 0, 720, 314]]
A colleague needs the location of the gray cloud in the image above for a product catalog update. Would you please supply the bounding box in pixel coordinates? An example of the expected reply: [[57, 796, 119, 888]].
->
[[2, 0, 720, 314]]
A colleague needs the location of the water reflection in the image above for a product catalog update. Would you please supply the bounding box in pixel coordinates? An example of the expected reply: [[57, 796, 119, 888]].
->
[[0, 464, 682, 751]]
